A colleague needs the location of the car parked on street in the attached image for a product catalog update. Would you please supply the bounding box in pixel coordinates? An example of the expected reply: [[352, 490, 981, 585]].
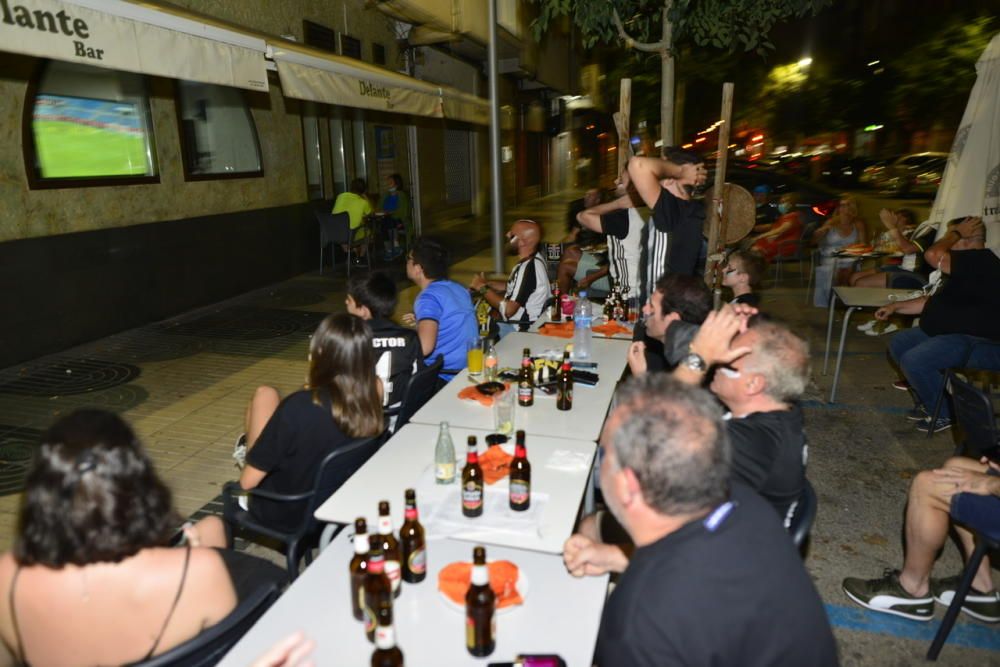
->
[[871, 152, 948, 197]]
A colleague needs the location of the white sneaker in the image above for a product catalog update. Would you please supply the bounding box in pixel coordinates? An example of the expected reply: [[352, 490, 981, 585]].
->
[[866, 323, 899, 336], [232, 433, 247, 469], [857, 320, 878, 332]]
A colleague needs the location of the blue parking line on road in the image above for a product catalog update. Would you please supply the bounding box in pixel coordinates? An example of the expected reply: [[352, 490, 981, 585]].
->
[[825, 603, 1000, 651], [801, 400, 912, 415]]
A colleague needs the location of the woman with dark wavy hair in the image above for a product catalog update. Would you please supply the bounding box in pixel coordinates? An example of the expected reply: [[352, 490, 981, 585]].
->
[[237, 313, 384, 531], [0, 409, 274, 665]]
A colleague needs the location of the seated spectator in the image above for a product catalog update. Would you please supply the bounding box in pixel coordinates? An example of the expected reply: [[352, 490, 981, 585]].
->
[[812, 195, 868, 307], [377, 173, 411, 260], [626, 273, 712, 375], [239, 314, 385, 531], [403, 237, 478, 378], [345, 272, 423, 422], [577, 170, 644, 300], [470, 219, 551, 338], [333, 178, 373, 264], [723, 249, 767, 307], [752, 183, 780, 229], [0, 409, 284, 666], [850, 208, 933, 290], [574, 374, 837, 666], [557, 189, 608, 295], [843, 455, 999, 622], [876, 216, 1000, 433], [749, 193, 803, 262]]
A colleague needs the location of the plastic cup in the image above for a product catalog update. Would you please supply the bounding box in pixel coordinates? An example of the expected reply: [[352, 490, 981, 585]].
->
[[493, 388, 514, 436]]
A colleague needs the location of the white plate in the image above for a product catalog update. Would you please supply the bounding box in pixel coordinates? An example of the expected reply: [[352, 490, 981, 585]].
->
[[437, 562, 530, 615]]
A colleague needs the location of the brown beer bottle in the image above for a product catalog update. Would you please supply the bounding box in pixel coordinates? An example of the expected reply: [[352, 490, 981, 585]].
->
[[551, 285, 562, 322], [370, 604, 404, 666], [377, 500, 402, 598], [517, 347, 534, 407], [556, 353, 573, 411], [363, 536, 393, 643], [461, 436, 484, 517], [465, 545, 496, 657], [349, 517, 370, 621], [399, 488, 426, 583], [509, 430, 531, 511]]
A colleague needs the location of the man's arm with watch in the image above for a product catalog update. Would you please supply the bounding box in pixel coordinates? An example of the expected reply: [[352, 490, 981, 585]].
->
[[474, 283, 520, 320], [673, 306, 757, 386]]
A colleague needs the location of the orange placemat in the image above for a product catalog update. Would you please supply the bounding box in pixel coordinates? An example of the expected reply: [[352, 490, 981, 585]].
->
[[457, 383, 509, 406], [593, 321, 631, 337], [438, 560, 523, 608], [480, 444, 513, 485], [538, 321, 574, 338]]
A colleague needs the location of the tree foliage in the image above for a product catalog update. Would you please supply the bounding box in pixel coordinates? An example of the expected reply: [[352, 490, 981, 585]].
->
[[531, 0, 831, 54]]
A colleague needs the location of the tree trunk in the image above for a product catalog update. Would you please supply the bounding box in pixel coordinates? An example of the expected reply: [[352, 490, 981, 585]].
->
[[660, 3, 674, 151]]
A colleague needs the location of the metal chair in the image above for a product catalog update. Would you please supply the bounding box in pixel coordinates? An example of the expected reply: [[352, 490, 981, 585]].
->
[[927, 364, 1000, 441], [388, 357, 444, 433], [316, 209, 372, 276], [771, 221, 819, 287], [222, 433, 386, 581], [936, 372, 1000, 457], [132, 582, 279, 667], [786, 478, 817, 555]]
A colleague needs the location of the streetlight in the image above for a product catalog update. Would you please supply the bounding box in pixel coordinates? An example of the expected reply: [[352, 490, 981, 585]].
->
[[797, 57, 813, 69]]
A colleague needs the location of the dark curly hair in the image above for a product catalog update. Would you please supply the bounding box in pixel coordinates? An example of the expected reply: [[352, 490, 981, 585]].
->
[[15, 410, 177, 567]]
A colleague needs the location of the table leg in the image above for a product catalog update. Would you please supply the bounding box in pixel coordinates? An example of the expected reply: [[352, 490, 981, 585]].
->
[[823, 292, 840, 375], [829, 306, 858, 403]]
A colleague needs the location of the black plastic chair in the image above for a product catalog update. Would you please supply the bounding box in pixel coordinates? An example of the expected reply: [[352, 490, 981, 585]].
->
[[927, 517, 1000, 660], [786, 479, 817, 555], [940, 373, 1000, 457], [389, 357, 444, 433], [317, 209, 371, 276], [771, 221, 819, 286], [131, 582, 279, 667], [222, 433, 385, 581]]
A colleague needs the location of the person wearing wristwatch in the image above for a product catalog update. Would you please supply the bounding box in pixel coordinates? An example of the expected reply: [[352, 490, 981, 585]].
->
[[878, 215, 1000, 433]]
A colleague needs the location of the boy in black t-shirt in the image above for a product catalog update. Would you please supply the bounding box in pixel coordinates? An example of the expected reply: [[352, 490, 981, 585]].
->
[[346, 272, 423, 416], [722, 249, 766, 307]]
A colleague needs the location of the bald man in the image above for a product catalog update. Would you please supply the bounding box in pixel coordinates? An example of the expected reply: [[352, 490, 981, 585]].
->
[[471, 219, 551, 338]]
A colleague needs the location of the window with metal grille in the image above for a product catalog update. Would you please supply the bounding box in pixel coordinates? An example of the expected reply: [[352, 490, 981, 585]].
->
[[303, 19, 337, 53], [341, 34, 362, 60]]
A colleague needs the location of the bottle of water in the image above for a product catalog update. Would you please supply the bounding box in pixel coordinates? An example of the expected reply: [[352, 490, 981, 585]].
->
[[434, 421, 456, 484], [573, 291, 593, 360], [483, 340, 499, 382]]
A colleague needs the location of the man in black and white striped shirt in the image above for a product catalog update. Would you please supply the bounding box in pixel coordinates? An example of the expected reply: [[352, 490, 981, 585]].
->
[[470, 219, 551, 338], [577, 174, 644, 300]]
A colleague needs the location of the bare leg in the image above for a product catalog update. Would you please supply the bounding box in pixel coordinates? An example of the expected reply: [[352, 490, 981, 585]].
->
[[850, 270, 887, 287], [244, 385, 280, 449], [190, 515, 228, 548], [834, 266, 854, 286], [935, 458, 995, 592]]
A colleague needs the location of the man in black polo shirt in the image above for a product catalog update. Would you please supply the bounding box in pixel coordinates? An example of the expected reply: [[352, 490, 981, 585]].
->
[[346, 272, 423, 421], [579, 374, 836, 666]]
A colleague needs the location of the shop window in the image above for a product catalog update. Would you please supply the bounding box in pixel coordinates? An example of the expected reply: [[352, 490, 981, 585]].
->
[[177, 81, 262, 179], [26, 60, 158, 187]]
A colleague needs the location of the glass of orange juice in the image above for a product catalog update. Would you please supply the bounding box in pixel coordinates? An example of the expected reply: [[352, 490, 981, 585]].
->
[[467, 337, 484, 377]]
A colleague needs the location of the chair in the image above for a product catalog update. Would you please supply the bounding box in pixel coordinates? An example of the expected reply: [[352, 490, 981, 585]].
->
[[388, 357, 444, 433], [771, 221, 819, 287], [786, 479, 817, 555], [222, 433, 385, 581], [926, 513, 1000, 660], [132, 582, 279, 667], [927, 364, 1000, 441], [936, 372, 1000, 457], [316, 209, 372, 276]]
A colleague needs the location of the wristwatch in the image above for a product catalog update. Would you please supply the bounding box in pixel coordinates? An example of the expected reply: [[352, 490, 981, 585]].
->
[[682, 352, 708, 373]]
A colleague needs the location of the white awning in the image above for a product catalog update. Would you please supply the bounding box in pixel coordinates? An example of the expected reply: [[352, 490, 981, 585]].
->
[[271, 43, 444, 119], [441, 88, 490, 125], [1, 0, 269, 91]]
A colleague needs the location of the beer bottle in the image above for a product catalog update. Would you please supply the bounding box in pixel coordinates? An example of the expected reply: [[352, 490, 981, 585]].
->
[[350, 517, 370, 621], [509, 430, 531, 511], [370, 604, 404, 667], [461, 436, 484, 517], [556, 353, 573, 411], [363, 536, 393, 643], [517, 347, 534, 407], [399, 488, 426, 583], [377, 501, 402, 598], [465, 545, 496, 657], [483, 341, 499, 382], [551, 285, 562, 322]]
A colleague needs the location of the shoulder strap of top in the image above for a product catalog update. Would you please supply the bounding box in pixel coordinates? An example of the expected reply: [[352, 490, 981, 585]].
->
[[143, 544, 192, 661], [8, 565, 27, 666]]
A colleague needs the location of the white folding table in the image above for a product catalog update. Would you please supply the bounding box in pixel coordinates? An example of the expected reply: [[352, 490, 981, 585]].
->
[[217, 534, 609, 667], [313, 423, 597, 554], [410, 332, 630, 442]]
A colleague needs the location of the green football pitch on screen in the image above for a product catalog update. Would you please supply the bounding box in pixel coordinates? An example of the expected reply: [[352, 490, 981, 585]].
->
[[34, 120, 149, 178]]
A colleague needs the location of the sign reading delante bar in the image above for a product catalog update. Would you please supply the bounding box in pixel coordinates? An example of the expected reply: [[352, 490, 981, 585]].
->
[[0, 0, 269, 91]]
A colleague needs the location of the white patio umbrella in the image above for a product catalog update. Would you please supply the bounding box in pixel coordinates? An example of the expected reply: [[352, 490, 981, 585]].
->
[[929, 31, 1000, 252]]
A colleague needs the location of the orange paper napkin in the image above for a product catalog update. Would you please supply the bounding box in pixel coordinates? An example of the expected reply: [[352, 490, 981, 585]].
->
[[479, 444, 514, 485], [438, 560, 523, 608], [538, 321, 574, 338], [592, 321, 631, 337], [457, 383, 510, 406]]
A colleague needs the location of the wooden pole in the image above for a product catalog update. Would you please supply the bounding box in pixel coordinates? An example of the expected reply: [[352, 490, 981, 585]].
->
[[615, 79, 632, 176], [704, 82, 734, 305]]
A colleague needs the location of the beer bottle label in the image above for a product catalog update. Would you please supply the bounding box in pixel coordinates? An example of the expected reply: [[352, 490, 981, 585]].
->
[[518, 385, 532, 400], [408, 547, 427, 574], [509, 481, 530, 504], [384, 560, 402, 592], [364, 602, 376, 634], [462, 482, 483, 510], [374, 624, 395, 649]]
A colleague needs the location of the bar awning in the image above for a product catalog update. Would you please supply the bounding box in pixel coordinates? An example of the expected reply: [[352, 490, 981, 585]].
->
[[442, 88, 491, 125], [0, 0, 268, 91]]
